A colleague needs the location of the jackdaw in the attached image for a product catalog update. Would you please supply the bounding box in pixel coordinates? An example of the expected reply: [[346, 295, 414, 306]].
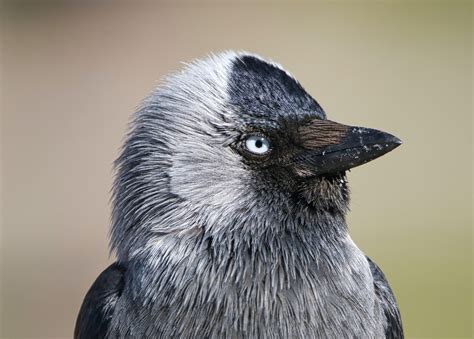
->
[[75, 51, 403, 338]]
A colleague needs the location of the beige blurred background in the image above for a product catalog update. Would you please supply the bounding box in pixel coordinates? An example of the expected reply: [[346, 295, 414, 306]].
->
[[1, 1, 472, 338]]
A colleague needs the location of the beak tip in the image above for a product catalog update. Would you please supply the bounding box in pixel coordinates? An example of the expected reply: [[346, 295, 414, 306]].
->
[[389, 134, 403, 148]]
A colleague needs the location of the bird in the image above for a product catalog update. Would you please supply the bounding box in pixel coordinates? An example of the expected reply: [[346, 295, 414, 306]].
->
[[75, 51, 403, 339]]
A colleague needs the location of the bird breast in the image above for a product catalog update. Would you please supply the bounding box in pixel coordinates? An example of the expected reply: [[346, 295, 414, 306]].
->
[[108, 233, 386, 338]]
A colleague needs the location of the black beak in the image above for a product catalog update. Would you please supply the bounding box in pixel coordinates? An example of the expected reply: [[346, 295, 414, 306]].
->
[[292, 119, 402, 177]]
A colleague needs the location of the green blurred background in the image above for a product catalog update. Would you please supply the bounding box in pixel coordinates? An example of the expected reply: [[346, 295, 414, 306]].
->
[[1, 1, 472, 338]]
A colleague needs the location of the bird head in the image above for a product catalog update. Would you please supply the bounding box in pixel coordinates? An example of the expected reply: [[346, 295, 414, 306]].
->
[[111, 52, 401, 259]]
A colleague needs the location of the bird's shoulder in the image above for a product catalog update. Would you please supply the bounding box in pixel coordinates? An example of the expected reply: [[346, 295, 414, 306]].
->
[[74, 262, 126, 339], [366, 256, 404, 339]]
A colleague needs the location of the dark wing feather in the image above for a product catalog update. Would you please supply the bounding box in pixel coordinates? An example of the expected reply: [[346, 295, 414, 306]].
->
[[74, 262, 126, 339], [366, 256, 404, 339]]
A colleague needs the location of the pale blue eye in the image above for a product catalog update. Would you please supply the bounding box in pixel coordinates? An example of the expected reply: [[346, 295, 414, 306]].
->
[[245, 136, 270, 154]]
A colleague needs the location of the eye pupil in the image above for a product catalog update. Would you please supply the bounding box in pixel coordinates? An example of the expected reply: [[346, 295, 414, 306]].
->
[[255, 140, 263, 148]]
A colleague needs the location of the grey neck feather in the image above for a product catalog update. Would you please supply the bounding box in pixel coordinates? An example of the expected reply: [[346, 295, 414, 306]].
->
[[108, 205, 384, 338]]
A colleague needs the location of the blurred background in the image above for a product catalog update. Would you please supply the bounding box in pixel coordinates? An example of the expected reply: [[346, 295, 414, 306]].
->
[[1, 1, 472, 338]]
